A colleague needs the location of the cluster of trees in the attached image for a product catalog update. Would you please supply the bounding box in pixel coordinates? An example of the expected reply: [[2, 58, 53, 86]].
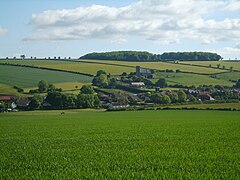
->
[[150, 90, 193, 104], [29, 80, 62, 94], [161, 52, 222, 61], [80, 51, 160, 62], [80, 51, 222, 62], [28, 84, 101, 110]]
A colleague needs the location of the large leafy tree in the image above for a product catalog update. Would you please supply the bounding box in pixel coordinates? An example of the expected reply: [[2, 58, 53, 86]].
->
[[80, 85, 94, 94], [150, 93, 171, 104], [178, 90, 187, 103], [156, 78, 167, 88], [38, 80, 48, 92]]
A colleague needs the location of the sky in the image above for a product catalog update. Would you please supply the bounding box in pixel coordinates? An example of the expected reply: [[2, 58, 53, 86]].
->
[[0, 0, 240, 59]]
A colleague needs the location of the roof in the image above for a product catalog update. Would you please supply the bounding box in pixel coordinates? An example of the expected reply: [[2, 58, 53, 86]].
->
[[0, 96, 12, 101], [131, 82, 145, 86]]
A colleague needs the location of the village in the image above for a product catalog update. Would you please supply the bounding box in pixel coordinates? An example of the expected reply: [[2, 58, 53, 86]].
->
[[1, 66, 239, 112]]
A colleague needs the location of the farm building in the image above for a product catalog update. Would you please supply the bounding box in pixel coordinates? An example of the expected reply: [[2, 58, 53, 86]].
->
[[131, 82, 145, 87]]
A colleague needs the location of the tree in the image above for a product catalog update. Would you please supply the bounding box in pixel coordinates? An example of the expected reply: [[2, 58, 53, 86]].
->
[[150, 93, 171, 104], [188, 94, 197, 102], [28, 95, 42, 110], [92, 74, 109, 88], [96, 70, 107, 77], [47, 84, 56, 92], [178, 90, 187, 103], [80, 85, 94, 94], [20, 54, 25, 60], [156, 78, 167, 88], [115, 93, 129, 105], [168, 92, 178, 103], [76, 94, 99, 108], [38, 80, 48, 92]]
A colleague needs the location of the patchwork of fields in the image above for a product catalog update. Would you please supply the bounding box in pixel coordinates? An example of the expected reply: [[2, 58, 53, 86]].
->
[[79, 59, 226, 74], [0, 110, 239, 179], [0, 59, 239, 95]]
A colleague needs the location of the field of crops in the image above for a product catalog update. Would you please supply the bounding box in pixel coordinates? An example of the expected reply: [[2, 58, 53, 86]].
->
[[152, 72, 233, 86], [0, 60, 135, 75], [0, 65, 92, 89], [216, 72, 240, 82], [0, 110, 239, 179], [181, 61, 240, 71], [80, 59, 226, 74]]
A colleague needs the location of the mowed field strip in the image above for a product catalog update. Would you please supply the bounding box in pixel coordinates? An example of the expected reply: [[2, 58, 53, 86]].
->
[[0, 65, 92, 88], [0, 110, 239, 179]]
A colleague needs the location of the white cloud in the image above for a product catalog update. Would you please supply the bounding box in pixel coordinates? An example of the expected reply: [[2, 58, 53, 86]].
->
[[25, 0, 240, 45], [223, 0, 240, 12], [0, 27, 7, 36]]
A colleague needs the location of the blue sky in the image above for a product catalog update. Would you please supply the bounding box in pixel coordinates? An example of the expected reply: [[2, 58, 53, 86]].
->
[[0, 0, 240, 59]]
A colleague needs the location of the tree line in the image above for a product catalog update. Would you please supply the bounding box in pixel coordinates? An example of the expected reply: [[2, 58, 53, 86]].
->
[[79, 51, 222, 62]]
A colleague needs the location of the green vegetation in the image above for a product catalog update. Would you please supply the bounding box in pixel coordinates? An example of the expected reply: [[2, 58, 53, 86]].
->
[[0, 65, 92, 89], [161, 52, 222, 61], [0, 110, 239, 179], [80, 51, 222, 61], [80, 51, 160, 61]]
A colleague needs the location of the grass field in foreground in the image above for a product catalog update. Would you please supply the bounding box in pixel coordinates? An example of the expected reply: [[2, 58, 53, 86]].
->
[[165, 102, 240, 110], [0, 65, 92, 89], [0, 110, 239, 179]]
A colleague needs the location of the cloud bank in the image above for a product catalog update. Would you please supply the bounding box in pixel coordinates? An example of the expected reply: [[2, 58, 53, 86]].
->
[[25, 0, 240, 45]]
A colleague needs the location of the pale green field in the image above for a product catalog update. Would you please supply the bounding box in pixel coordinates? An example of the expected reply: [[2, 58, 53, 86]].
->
[[80, 59, 227, 74], [216, 72, 240, 81], [181, 61, 240, 71], [0, 60, 135, 75]]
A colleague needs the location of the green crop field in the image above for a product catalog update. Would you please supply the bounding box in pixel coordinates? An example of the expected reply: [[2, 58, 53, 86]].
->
[[80, 59, 226, 74], [0, 60, 135, 75], [0, 110, 239, 179], [216, 72, 240, 82], [152, 72, 233, 86], [181, 61, 240, 71], [0, 65, 92, 89]]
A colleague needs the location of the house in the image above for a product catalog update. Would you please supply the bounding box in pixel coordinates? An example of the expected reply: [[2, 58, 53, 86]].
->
[[0, 95, 15, 103], [131, 82, 145, 87], [15, 97, 31, 109]]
